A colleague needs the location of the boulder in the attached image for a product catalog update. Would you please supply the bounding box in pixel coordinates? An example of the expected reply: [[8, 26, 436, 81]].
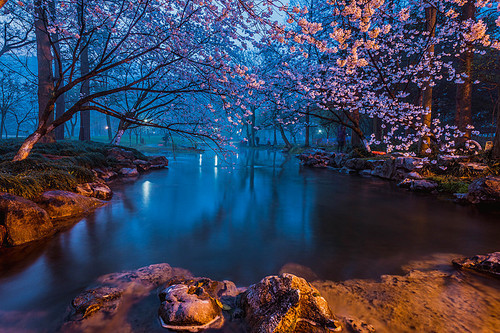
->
[[344, 158, 370, 171], [397, 178, 413, 189], [158, 284, 223, 331], [107, 148, 136, 162], [158, 277, 241, 331], [0, 193, 54, 246], [341, 317, 376, 333], [119, 167, 139, 177], [406, 171, 423, 180], [241, 273, 342, 333], [372, 158, 396, 180], [410, 180, 438, 192], [76, 183, 113, 201], [36, 190, 105, 220], [395, 157, 420, 171], [149, 155, 169, 168], [298, 151, 332, 168], [452, 252, 500, 278], [93, 168, 117, 181], [333, 154, 347, 168], [464, 176, 500, 204], [71, 286, 124, 319]]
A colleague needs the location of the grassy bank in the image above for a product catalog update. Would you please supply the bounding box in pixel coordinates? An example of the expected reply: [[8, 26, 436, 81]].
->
[[0, 139, 146, 200]]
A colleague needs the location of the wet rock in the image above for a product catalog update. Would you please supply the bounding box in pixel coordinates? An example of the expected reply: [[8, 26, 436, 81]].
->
[[97, 263, 189, 288], [452, 252, 500, 278], [71, 286, 124, 320], [241, 273, 342, 333], [298, 151, 332, 168], [119, 167, 139, 177], [464, 176, 500, 204], [36, 190, 106, 219], [410, 180, 438, 192], [158, 284, 223, 331], [76, 183, 113, 201], [344, 158, 371, 171], [342, 317, 376, 333], [333, 154, 347, 168], [359, 169, 373, 177], [339, 167, 356, 174], [397, 178, 413, 189], [93, 168, 117, 181], [395, 157, 420, 171], [149, 155, 169, 168], [0, 193, 54, 246], [107, 148, 136, 162]]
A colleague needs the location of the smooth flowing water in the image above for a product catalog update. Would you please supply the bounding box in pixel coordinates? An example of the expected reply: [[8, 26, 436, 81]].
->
[[0, 149, 499, 332]]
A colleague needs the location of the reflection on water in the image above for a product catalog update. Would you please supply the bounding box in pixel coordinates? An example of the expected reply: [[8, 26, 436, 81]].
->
[[0, 148, 499, 331]]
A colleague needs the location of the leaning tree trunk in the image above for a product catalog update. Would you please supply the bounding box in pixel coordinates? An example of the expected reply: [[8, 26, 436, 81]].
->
[[34, 0, 55, 143], [455, 0, 476, 140], [78, 0, 91, 141], [279, 124, 292, 149], [420, 5, 437, 155]]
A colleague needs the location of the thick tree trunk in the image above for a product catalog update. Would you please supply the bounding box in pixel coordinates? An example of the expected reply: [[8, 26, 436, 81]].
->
[[51, 0, 65, 141], [250, 106, 256, 147], [112, 129, 125, 145], [455, 0, 475, 140], [78, 0, 91, 141], [351, 109, 361, 146], [420, 6, 436, 155], [34, 0, 55, 143], [279, 124, 292, 148]]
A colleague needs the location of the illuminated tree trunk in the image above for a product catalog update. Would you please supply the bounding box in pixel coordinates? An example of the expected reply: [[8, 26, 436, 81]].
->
[[0, 0, 7, 9], [420, 5, 436, 155], [78, 0, 91, 141], [51, 0, 65, 141], [455, 0, 475, 140]]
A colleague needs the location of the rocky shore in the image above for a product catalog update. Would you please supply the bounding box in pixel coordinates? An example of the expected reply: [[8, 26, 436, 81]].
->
[[0, 146, 168, 248], [55, 252, 500, 333], [297, 150, 500, 205]]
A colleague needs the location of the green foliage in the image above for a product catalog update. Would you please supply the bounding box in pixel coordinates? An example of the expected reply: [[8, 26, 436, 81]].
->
[[427, 175, 470, 194], [0, 139, 141, 199]]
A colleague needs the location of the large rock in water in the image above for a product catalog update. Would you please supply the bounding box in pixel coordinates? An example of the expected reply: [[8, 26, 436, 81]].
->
[[241, 273, 342, 333], [0, 192, 54, 246], [452, 252, 500, 278], [36, 190, 106, 219], [158, 277, 239, 331], [464, 176, 500, 204]]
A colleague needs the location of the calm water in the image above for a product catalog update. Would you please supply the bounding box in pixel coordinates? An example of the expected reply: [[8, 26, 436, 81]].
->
[[0, 148, 499, 331]]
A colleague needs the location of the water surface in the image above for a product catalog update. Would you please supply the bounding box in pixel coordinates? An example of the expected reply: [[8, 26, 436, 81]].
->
[[0, 149, 499, 331]]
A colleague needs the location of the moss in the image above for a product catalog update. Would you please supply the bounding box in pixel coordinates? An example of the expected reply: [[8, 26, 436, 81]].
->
[[427, 175, 470, 194], [0, 139, 139, 200]]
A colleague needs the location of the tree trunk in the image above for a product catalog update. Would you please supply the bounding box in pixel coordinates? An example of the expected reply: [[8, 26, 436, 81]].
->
[[250, 106, 256, 147], [0, 111, 5, 138], [351, 109, 361, 146], [273, 125, 277, 146], [34, 0, 55, 143], [279, 124, 292, 148], [420, 6, 436, 155], [78, 0, 91, 141], [0, 0, 7, 10], [305, 107, 310, 147], [455, 0, 475, 140], [51, 0, 65, 141], [106, 114, 112, 141], [13, 130, 43, 161]]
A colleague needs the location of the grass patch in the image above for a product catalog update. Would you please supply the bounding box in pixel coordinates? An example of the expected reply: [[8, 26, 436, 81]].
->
[[0, 139, 145, 200], [426, 175, 471, 194]]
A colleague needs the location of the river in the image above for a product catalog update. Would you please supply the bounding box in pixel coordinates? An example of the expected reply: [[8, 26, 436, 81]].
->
[[0, 148, 499, 332]]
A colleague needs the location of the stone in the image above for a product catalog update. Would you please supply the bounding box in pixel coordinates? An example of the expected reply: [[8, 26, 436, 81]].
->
[[397, 178, 413, 189], [410, 180, 438, 192], [297, 151, 332, 168], [359, 169, 373, 177], [76, 183, 113, 201], [241, 273, 342, 333], [344, 158, 370, 171], [119, 167, 139, 177], [149, 155, 169, 168], [158, 284, 223, 331], [395, 157, 420, 171], [333, 154, 347, 168], [406, 171, 423, 180], [0, 193, 54, 246], [371, 158, 396, 180], [452, 252, 500, 278], [71, 286, 124, 320], [107, 148, 136, 162], [36, 190, 106, 220], [93, 168, 117, 181], [464, 176, 500, 204]]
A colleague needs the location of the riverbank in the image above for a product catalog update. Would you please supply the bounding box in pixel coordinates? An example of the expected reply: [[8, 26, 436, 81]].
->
[[0, 139, 168, 247], [297, 148, 500, 206], [25, 252, 497, 333]]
